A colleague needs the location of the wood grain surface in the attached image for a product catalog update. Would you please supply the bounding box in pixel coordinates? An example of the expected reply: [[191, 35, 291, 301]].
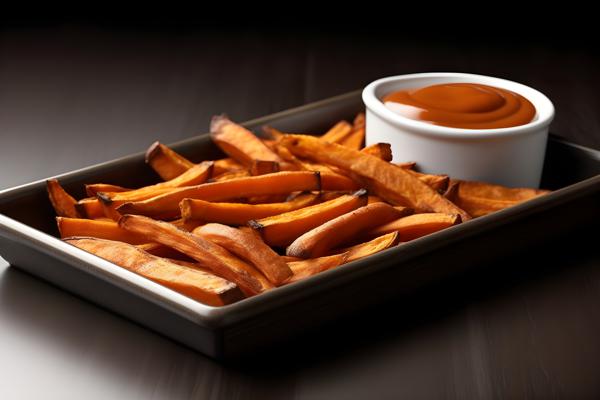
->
[[0, 26, 598, 399]]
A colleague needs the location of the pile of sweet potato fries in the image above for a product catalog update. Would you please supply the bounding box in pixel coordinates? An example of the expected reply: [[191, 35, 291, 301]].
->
[[47, 112, 549, 306]]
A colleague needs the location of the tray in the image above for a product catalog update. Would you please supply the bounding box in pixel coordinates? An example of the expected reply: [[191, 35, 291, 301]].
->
[[1, 91, 599, 359]]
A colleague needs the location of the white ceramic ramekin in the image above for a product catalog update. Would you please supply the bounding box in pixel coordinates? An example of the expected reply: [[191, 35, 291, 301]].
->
[[362, 73, 555, 188]]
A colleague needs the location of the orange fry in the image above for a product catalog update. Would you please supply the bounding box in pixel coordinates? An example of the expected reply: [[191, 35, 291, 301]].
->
[[286, 254, 347, 283], [194, 223, 293, 285], [66, 237, 243, 306], [210, 115, 284, 173], [286, 202, 408, 258], [180, 193, 319, 225], [145, 141, 195, 181], [320, 120, 353, 143], [119, 214, 272, 296], [335, 232, 400, 263], [249, 189, 368, 247], [367, 213, 461, 241], [280, 134, 470, 220], [117, 171, 322, 220], [47, 179, 82, 218]]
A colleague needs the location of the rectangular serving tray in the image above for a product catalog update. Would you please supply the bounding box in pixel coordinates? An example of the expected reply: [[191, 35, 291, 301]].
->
[[1, 91, 599, 359]]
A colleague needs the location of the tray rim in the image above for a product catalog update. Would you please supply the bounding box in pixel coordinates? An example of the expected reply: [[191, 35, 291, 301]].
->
[[1, 90, 599, 329]]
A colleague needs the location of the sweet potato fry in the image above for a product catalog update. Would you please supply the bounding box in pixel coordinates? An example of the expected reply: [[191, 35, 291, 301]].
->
[[145, 141, 195, 181], [287, 202, 407, 258], [285, 254, 347, 283], [100, 161, 214, 203], [209, 170, 251, 182], [212, 158, 244, 176], [211, 115, 284, 173], [85, 183, 130, 197], [280, 134, 471, 220], [361, 143, 392, 162], [320, 171, 361, 190], [117, 171, 322, 220], [446, 180, 550, 217], [320, 120, 352, 143], [334, 232, 400, 263], [249, 160, 280, 175], [97, 161, 214, 219], [339, 112, 365, 150], [407, 170, 449, 192], [57, 217, 148, 244], [118, 214, 272, 296], [46, 179, 82, 218], [74, 197, 105, 219], [180, 193, 319, 225], [194, 224, 293, 285], [65, 237, 243, 306], [367, 213, 461, 241], [249, 189, 368, 247]]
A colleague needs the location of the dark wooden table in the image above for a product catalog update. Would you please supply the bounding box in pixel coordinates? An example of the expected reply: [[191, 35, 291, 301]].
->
[[1, 26, 599, 399]]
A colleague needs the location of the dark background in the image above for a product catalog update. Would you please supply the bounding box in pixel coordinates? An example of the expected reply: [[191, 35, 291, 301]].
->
[[1, 18, 599, 399]]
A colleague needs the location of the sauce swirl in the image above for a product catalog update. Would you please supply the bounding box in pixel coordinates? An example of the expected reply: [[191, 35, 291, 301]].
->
[[382, 83, 536, 129]]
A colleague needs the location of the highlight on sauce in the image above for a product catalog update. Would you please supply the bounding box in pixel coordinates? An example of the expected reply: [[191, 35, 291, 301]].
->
[[382, 83, 536, 129]]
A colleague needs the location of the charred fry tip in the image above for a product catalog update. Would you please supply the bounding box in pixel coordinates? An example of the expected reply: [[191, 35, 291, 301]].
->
[[144, 141, 161, 163], [96, 192, 113, 205], [247, 220, 264, 231], [314, 171, 322, 192], [353, 188, 368, 198], [454, 214, 463, 224], [73, 203, 88, 218], [115, 202, 132, 214]]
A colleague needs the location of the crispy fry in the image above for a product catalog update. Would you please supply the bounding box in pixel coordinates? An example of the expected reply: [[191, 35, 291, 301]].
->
[[180, 193, 319, 225], [118, 214, 272, 296], [249, 160, 280, 175], [210, 115, 283, 173], [249, 189, 368, 247], [46, 179, 82, 218], [447, 179, 550, 217], [194, 224, 293, 285], [339, 112, 365, 150], [65, 237, 243, 306], [367, 213, 461, 241], [145, 141, 195, 181], [286, 254, 347, 283], [287, 202, 406, 258], [320, 171, 361, 190], [280, 135, 471, 220], [97, 162, 214, 219], [407, 170, 449, 192], [57, 217, 148, 244], [209, 170, 250, 182], [117, 171, 322, 220], [361, 143, 392, 162], [74, 197, 105, 219], [320, 120, 353, 143], [100, 161, 214, 203], [85, 183, 130, 197], [334, 232, 399, 263], [212, 158, 244, 176]]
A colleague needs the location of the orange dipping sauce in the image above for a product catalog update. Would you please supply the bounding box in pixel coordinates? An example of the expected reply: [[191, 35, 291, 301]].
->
[[382, 83, 536, 129]]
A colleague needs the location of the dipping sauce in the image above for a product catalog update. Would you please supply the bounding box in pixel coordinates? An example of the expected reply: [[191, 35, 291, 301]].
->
[[382, 83, 536, 129]]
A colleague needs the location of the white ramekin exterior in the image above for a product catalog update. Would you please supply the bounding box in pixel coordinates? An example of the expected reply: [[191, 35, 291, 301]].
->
[[363, 73, 555, 188]]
